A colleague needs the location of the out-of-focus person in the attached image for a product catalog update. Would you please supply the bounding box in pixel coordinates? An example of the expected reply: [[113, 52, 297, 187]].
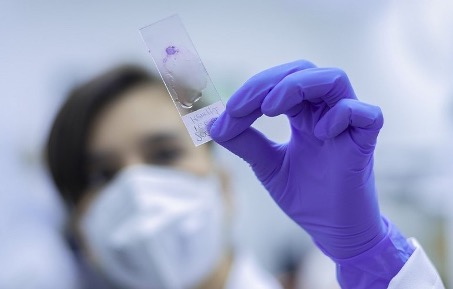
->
[[45, 65, 282, 289]]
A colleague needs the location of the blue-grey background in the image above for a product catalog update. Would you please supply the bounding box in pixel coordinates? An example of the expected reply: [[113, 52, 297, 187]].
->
[[1, 0, 452, 287]]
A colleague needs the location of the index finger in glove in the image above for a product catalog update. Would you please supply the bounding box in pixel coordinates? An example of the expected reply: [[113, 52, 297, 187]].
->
[[261, 67, 358, 117], [226, 60, 316, 118]]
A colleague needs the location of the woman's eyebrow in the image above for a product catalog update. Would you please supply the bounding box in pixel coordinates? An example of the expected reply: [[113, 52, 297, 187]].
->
[[140, 132, 182, 146]]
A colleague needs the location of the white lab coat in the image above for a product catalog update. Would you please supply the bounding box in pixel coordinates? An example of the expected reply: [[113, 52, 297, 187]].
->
[[226, 239, 445, 289], [225, 253, 283, 289], [388, 238, 445, 289]]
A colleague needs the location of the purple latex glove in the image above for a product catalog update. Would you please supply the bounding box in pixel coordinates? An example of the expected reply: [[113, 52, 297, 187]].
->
[[209, 60, 387, 259]]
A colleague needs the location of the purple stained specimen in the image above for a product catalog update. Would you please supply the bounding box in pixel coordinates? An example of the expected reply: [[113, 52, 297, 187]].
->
[[163, 45, 208, 109], [165, 46, 179, 55]]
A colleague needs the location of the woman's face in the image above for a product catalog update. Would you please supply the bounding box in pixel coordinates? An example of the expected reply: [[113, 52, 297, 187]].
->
[[86, 83, 213, 188], [75, 83, 229, 287]]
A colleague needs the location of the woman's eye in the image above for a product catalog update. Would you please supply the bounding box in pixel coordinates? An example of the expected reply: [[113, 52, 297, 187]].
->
[[145, 147, 184, 165], [88, 168, 118, 188]]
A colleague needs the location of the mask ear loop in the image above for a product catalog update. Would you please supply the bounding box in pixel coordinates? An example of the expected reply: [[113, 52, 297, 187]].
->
[[68, 186, 103, 268]]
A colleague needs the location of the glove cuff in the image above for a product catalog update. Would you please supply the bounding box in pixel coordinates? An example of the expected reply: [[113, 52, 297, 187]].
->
[[332, 216, 415, 289]]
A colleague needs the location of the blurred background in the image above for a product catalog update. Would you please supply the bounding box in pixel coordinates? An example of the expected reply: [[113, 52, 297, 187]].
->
[[1, 0, 452, 288]]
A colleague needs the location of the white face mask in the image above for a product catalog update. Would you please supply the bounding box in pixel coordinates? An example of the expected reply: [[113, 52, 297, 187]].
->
[[80, 165, 225, 289]]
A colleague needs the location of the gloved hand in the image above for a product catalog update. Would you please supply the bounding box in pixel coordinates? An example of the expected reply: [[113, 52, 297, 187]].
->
[[209, 60, 387, 259]]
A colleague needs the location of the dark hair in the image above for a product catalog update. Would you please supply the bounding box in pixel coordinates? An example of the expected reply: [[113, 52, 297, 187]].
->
[[46, 65, 161, 207]]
